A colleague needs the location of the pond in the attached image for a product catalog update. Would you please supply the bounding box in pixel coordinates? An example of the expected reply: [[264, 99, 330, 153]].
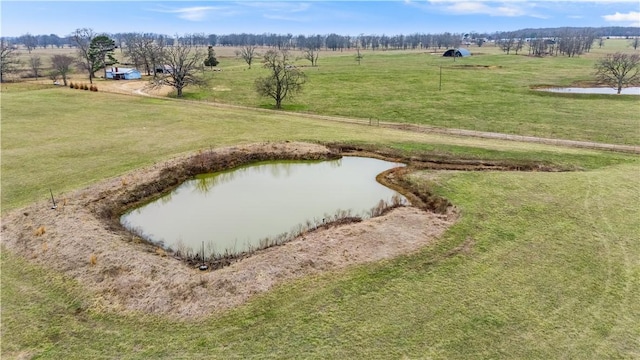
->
[[537, 87, 640, 95], [121, 157, 406, 255]]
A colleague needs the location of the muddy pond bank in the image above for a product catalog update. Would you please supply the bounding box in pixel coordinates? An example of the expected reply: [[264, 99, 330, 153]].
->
[[1, 142, 565, 318]]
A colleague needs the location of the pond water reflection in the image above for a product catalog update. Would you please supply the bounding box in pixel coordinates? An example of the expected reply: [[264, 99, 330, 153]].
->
[[121, 157, 405, 255], [537, 87, 640, 95]]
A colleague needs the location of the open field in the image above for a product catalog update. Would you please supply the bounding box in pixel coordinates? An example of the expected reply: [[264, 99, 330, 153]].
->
[[1, 41, 640, 358], [8, 39, 640, 145], [187, 42, 640, 145]]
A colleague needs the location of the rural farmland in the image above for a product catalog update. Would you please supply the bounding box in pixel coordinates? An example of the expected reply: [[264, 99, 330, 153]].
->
[[1, 31, 639, 360]]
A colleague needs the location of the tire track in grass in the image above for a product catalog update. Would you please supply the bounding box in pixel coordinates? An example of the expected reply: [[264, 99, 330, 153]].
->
[[582, 172, 614, 354], [583, 169, 638, 357], [589, 169, 639, 357]]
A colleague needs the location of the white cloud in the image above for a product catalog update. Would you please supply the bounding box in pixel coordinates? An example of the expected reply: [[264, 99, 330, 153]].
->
[[151, 5, 236, 22], [425, 1, 528, 16], [602, 11, 640, 22], [174, 6, 216, 21], [411, 0, 639, 20]]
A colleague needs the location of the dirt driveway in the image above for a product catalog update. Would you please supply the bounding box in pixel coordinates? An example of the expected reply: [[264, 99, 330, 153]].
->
[[96, 78, 173, 97]]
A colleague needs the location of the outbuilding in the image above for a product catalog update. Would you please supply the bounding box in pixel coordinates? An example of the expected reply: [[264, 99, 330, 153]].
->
[[443, 48, 471, 57], [106, 67, 142, 80], [155, 65, 174, 74]]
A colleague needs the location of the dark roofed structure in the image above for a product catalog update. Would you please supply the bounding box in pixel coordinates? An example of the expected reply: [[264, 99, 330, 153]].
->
[[443, 48, 471, 57]]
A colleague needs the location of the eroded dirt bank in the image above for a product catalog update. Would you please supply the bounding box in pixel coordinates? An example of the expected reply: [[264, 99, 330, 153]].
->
[[1, 142, 480, 318]]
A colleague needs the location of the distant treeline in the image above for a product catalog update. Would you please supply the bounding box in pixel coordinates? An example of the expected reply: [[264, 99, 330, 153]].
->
[[2, 26, 639, 52]]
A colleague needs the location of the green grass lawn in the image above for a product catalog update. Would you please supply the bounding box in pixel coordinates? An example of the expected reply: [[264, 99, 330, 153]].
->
[[2, 156, 638, 359], [182, 44, 640, 145], [3, 85, 631, 211], [1, 51, 639, 358]]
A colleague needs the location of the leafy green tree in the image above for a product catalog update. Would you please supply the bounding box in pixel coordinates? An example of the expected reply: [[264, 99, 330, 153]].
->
[[204, 46, 219, 68], [255, 50, 306, 109], [89, 35, 117, 79]]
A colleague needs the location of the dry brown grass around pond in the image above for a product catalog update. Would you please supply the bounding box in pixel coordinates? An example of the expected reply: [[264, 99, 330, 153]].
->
[[1, 141, 579, 318], [1, 142, 458, 318]]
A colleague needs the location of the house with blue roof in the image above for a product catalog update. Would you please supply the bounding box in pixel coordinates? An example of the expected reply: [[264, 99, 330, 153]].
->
[[105, 67, 142, 80]]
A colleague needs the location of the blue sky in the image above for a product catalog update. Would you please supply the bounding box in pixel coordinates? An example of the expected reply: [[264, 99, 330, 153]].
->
[[1, 1, 638, 38]]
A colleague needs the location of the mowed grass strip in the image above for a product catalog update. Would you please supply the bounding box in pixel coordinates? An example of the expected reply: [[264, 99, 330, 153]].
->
[[2, 161, 638, 359]]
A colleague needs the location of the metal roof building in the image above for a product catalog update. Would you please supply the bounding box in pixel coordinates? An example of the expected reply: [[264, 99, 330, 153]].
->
[[106, 67, 142, 80], [443, 48, 471, 57]]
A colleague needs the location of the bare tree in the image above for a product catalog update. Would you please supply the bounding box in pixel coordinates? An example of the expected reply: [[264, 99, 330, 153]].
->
[[514, 37, 526, 55], [355, 46, 364, 65], [152, 40, 206, 97], [529, 39, 550, 57], [69, 28, 97, 83], [29, 55, 42, 79], [19, 33, 38, 53], [302, 35, 322, 66], [303, 47, 320, 67], [556, 28, 595, 57], [124, 33, 167, 77], [148, 37, 168, 78], [51, 54, 75, 86], [498, 32, 516, 54], [48, 70, 60, 84], [594, 52, 640, 94], [255, 49, 306, 109], [237, 44, 257, 69], [0, 39, 20, 82], [123, 33, 152, 74]]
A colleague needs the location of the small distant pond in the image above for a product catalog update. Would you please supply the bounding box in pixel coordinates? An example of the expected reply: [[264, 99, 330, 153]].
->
[[121, 157, 406, 255], [537, 87, 640, 95]]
